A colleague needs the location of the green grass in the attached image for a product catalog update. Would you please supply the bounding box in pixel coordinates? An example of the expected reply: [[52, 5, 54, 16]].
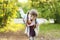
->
[[39, 24, 60, 38], [40, 24, 60, 31]]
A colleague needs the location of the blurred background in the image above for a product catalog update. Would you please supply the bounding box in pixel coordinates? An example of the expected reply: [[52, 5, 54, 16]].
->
[[0, 0, 60, 40]]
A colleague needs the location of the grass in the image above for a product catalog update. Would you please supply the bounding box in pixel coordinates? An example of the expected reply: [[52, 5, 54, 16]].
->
[[39, 24, 60, 39], [40, 24, 60, 32]]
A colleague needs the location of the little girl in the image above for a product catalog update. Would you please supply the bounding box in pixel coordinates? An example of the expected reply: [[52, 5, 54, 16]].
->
[[19, 8, 39, 40]]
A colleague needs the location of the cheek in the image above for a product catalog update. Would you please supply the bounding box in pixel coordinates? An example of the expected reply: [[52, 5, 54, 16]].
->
[[34, 17, 36, 20], [30, 17, 33, 19]]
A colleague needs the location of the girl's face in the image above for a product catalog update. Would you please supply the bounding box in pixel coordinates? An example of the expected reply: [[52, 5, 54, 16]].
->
[[30, 15, 36, 20]]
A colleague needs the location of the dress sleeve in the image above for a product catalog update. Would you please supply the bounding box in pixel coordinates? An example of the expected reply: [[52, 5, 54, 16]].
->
[[19, 8, 26, 18], [36, 19, 40, 24]]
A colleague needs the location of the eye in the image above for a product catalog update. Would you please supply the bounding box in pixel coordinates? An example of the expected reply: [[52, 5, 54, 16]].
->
[[31, 15, 32, 17]]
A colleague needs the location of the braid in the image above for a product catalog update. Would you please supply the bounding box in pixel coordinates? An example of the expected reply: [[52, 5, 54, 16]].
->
[[27, 12, 29, 23], [35, 18, 37, 28], [26, 12, 29, 26]]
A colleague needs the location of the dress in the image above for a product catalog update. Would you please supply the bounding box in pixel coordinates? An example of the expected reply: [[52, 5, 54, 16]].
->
[[29, 25, 36, 37]]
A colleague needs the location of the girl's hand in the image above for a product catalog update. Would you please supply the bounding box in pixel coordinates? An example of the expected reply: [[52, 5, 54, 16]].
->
[[27, 20, 32, 25], [18, 7, 23, 11]]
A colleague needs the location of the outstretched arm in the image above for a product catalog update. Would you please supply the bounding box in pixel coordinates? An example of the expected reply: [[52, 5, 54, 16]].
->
[[19, 8, 26, 18]]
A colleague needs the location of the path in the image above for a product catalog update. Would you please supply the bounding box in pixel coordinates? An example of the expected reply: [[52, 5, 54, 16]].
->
[[0, 30, 60, 40], [0, 30, 29, 40]]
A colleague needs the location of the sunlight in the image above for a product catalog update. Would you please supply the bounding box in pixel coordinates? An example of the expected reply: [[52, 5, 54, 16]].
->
[[18, 0, 28, 3]]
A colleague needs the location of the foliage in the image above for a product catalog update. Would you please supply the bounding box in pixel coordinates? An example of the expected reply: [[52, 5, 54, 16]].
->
[[29, 0, 60, 23], [0, 0, 18, 27]]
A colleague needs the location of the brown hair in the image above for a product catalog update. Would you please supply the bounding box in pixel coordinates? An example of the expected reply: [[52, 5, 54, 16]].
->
[[29, 9, 38, 17]]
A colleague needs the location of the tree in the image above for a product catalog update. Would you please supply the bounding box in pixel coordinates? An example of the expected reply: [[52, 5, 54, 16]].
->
[[0, 0, 18, 27], [30, 0, 60, 23]]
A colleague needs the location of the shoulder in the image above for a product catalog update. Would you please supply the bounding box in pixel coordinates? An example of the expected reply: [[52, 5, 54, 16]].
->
[[36, 18, 39, 24]]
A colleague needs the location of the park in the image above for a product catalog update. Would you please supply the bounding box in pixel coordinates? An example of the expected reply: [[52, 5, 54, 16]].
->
[[0, 0, 60, 40]]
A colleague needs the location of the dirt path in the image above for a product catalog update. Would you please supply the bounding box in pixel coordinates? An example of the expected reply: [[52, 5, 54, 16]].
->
[[0, 30, 29, 40], [0, 29, 40, 40], [0, 30, 60, 40]]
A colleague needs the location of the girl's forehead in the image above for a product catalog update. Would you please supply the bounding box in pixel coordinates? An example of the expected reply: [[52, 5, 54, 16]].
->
[[29, 13, 37, 17]]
